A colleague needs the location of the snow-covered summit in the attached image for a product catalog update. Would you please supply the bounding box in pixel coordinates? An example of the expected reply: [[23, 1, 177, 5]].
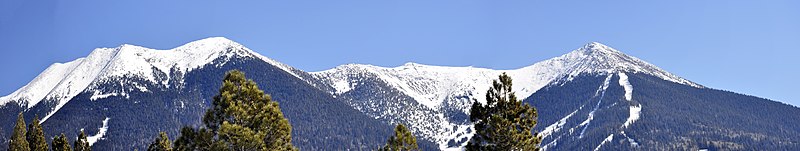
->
[[95, 37, 300, 85], [0, 37, 301, 122], [310, 42, 701, 150], [541, 42, 701, 87], [313, 42, 700, 110]]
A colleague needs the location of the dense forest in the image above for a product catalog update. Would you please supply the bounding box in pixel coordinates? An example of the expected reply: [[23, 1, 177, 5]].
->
[[6, 70, 542, 151]]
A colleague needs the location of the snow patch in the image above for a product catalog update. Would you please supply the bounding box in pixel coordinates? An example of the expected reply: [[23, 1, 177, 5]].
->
[[134, 83, 149, 92], [618, 72, 633, 101], [89, 90, 128, 101], [618, 72, 641, 128], [90, 93, 118, 101], [87, 117, 110, 146], [623, 105, 641, 128], [332, 78, 353, 94]]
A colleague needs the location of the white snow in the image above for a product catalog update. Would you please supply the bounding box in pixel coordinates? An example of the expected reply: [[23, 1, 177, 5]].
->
[[0, 59, 83, 107], [92, 37, 302, 87], [332, 78, 353, 94], [617, 72, 641, 147], [90, 93, 118, 101], [312, 61, 565, 112], [2, 40, 700, 150], [89, 90, 128, 101], [618, 72, 641, 128], [312, 42, 699, 110], [86, 117, 110, 146], [618, 72, 633, 101], [624, 105, 642, 128], [593, 134, 614, 151], [310, 42, 700, 150], [134, 83, 149, 92], [41, 48, 119, 122], [0, 37, 298, 123]]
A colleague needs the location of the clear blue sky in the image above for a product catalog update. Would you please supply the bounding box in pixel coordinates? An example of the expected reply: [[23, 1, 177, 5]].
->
[[1, 1, 798, 106]]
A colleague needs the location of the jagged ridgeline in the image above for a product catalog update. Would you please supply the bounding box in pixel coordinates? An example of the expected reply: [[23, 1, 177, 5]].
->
[[1, 37, 799, 150]]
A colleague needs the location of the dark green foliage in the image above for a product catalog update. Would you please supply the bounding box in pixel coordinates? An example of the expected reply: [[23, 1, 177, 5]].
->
[[379, 124, 418, 151], [26, 116, 46, 151], [147, 132, 172, 151], [51, 133, 71, 151], [0, 57, 411, 150], [466, 73, 541, 151], [72, 131, 89, 151], [9, 112, 29, 151], [173, 127, 214, 151], [177, 70, 297, 151]]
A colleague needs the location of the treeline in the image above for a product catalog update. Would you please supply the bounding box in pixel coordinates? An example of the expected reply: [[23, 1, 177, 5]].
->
[[140, 70, 422, 151], [7, 113, 91, 151], [8, 70, 542, 151]]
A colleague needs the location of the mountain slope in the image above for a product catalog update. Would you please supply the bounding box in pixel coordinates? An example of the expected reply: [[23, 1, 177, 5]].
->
[[309, 42, 707, 150], [1, 38, 798, 150], [0, 37, 436, 150]]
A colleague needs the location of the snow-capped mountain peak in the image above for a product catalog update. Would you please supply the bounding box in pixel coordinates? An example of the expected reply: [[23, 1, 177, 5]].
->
[[310, 42, 703, 149], [1, 37, 302, 123], [91, 36, 302, 87], [548, 42, 701, 87], [313, 42, 699, 111]]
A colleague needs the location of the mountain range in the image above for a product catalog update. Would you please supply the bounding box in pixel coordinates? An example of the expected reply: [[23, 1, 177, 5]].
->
[[1, 37, 798, 150]]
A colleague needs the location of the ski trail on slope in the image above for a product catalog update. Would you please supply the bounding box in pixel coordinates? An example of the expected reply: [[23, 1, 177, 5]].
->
[[593, 134, 614, 151], [618, 72, 641, 147], [541, 104, 585, 151], [618, 72, 640, 128], [86, 117, 110, 146], [540, 109, 579, 139], [578, 74, 613, 138]]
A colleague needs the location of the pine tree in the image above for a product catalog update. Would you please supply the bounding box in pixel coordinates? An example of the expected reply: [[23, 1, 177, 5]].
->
[[73, 131, 90, 151], [173, 127, 214, 151], [379, 124, 418, 151], [175, 70, 297, 151], [8, 112, 29, 151], [51, 133, 71, 151], [26, 115, 47, 151], [466, 73, 541, 151], [147, 132, 172, 151]]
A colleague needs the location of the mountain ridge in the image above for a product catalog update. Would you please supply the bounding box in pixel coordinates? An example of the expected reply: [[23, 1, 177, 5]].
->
[[0, 37, 300, 122], [0, 38, 706, 149], [1, 37, 797, 150], [308, 41, 709, 150]]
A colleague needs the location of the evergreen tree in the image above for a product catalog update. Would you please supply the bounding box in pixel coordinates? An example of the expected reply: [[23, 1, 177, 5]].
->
[[9, 112, 29, 151], [379, 124, 418, 151], [72, 131, 90, 151], [173, 127, 215, 151], [26, 115, 47, 151], [175, 70, 297, 151], [51, 133, 71, 151], [466, 73, 541, 151], [147, 132, 172, 151]]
